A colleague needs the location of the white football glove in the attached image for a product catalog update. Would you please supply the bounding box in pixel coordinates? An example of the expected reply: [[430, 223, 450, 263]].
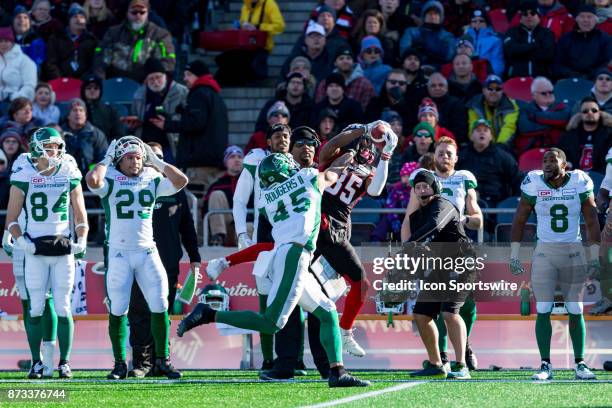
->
[[71, 236, 87, 259], [2, 230, 13, 257], [509, 258, 524, 276], [143, 143, 167, 172], [381, 125, 398, 160], [238, 233, 253, 250], [364, 120, 385, 138], [16, 236, 36, 255], [206, 257, 230, 280], [101, 139, 118, 166]]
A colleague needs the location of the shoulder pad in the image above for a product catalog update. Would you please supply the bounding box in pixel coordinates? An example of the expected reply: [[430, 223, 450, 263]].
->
[[244, 149, 268, 166]]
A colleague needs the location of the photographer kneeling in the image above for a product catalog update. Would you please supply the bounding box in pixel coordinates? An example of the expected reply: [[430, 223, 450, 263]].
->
[[406, 170, 474, 380]]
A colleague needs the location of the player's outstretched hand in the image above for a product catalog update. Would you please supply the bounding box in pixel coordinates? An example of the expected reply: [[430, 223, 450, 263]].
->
[[143, 143, 166, 170], [509, 258, 524, 275], [381, 125, 398, 160], [16, 236, 36, 255], [364, 120, 385, 138], [2, 230, 13, 257], [238, 233, 253, 250]]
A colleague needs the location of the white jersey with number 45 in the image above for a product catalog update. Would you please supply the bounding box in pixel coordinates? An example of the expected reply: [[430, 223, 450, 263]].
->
[[10, 153, 82, 239], [260, 168, 321, 251], [520, 169, 593, 243], [90, 166, 179, 250]]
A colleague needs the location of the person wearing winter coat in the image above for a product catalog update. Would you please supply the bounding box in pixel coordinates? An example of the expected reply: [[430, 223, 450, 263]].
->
[[464, 9, 505, 76], [399, 1, 455, 69], [507, 0, 574, 41], [0, 27, 36, 102], [11, 5, 46, 69], [358, 36, 391, 95]]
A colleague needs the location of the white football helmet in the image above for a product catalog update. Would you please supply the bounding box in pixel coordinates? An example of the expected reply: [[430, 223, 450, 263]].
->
[[113, 135, 147, 165]]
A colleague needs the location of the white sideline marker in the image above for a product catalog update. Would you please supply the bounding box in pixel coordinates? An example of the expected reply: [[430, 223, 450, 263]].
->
[[300, 382, 427, 408]]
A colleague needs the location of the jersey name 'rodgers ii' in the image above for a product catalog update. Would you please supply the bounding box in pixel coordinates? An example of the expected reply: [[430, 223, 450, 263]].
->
[[10, 153, 82, 238], [521, 169, 594, 243], [91, 166, 179, 249]]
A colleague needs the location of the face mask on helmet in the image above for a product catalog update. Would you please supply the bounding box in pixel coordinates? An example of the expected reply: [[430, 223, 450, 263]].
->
[[198, 284, 230, 311], [343, 135, 377, 165], [114, 135, 146, 165], [259, 153, 300, 188], [30, 128, 66, 171]]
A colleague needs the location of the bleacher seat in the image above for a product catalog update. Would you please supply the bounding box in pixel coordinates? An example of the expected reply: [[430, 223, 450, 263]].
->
[[488, 9, 510, 34], [350, 196, 383, 245], [554, 78, 592, 104], [57, 101, 71, 120], [504, 77, 534, 102], [102, 77, 140, 104], [588, 171, 604, 196], [111, 102, 129, 117], [518, 148, 546, 172], [49, 77, 83, 102]]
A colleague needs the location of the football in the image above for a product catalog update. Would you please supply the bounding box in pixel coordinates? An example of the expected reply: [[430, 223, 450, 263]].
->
[[370, 123, 387, 143]]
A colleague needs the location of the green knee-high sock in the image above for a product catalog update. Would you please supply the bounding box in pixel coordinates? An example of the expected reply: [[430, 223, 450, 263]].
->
[[298, 308, 305, 362], [535, 313, 552, 360], [21, 300, 39, 361], [108, 314, 128, 361], [568, 313, 586, 361], [216, 310, 279, 334], [42, 298, 57, 342], [151, 312, 170, 359], [258, 294, 274, 361], [312, 307, 342, 365], [602, 248, 612, 298], [57, 316, 73, 361], [459, 298, 477, 337], [28, 315, 43, 362], [435, 314, 448, 352]]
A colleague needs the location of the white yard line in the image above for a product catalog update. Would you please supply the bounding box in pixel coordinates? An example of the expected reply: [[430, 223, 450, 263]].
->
[[300, 382, 427, 408]]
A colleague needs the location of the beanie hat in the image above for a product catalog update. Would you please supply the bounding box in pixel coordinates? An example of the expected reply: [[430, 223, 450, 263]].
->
[[316, 4, 337, 20], [418, 98, 439, 120], [68, 3, 87, 18], [471, 9, 490, 25], [335, 44, 353, 61], [267, 101, 290, 120], [144, 57, 166, 77], [185, 59, 210, 77], [317, 108, 338, 123], [223, 145, 243, 166], [266, 123, 292, 139], [80, 74, 104, 100], [68, 97, 87, 112], [326, 72, 345, 89], [381, 109, 402, 124], [12, 5, 29, 19], [0, 27, 15, 42], [413, 169, 441, 195], [360, 35, 384, 57], [400, 161, 419, 177], [412, 122, 435, 141], [456, 34, 475, 51], [576, 4, 597, 16], [421, 0, 445, 22]]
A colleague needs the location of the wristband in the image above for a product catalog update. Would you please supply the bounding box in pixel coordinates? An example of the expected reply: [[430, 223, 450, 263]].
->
[[75, 223, 89, 231], [510, 242, 520, 259], [7, 222, 18, 231]]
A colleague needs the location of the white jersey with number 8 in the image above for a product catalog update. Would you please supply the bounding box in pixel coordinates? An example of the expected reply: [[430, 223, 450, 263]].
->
[[10, 153, 82, 239], [90, 166, 179, 250], [520, 169, 593, 243]]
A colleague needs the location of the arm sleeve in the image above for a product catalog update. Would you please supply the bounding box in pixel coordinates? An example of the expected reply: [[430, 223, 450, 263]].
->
[[88, 179, 109, 197], [233, 167, 255, 236], [408, 201, 457, 242], [367, 159, 389, 196], [156, 177, 180, 197], [576, 170, 595, 203], [601, 149, 612, 191], [178, 191, 201, 263]]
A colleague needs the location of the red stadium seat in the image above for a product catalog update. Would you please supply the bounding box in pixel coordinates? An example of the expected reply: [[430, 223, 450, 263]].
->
[[489, 9, 510, 34], [518, 148, 547, 172], [504, 77, 534, 102], [49, 77, 83, 102]]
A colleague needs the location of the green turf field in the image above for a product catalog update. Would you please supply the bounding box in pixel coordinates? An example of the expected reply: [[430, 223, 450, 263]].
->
[[0, 370, 611, 407]]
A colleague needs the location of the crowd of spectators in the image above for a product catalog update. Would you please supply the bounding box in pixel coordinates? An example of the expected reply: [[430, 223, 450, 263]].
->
[[0, 0, 611, 245]]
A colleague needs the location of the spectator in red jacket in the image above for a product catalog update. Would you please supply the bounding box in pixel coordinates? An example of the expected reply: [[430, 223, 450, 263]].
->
[[516, 76, 572, 155], [205, 145, 245, 246], [508, 0, 574, 41], [590, 0, 612, 35]]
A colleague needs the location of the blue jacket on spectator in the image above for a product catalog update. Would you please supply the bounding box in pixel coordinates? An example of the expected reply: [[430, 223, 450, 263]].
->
[[399, 1, 455, 68], [553, 27, 612, 79], [15, 32, 46, 69], [465, 26, 504, 76], [360, 59, 391, 95]]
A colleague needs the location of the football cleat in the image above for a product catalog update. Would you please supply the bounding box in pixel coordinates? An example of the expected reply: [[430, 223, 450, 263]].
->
[[28, 361, 44, 379], [590, 297, 612, 315], [423, 359, 450, 373], [206, 257, 230, 280], [575, 362, 596, 380], [294, 360, 307, 376], [328, 373, 371, 388], [341, 328, 366, 357], [447, 364, 471, 380], [531, 361, 553, 381], [177, 303, 216, 337], [259, 368, 294, 381], [259, 359, 274, 371], [58, 363, 72, 379], [128, 366, 150, 378], [107, 360, 128, 380], [410, 361, 447, 379], [154, 358, 182, 379], [465, 342, 478, 370]]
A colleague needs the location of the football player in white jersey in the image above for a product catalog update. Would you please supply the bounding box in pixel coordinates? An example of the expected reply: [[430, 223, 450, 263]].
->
[[178, 153, 370, 387], [593, 147, 612, 314], [5, 127, 88, 379], [86, 136, 188, 380], [232, 122, 292, 370], [401, 136, 483, 371], [511, 148, 600, 380]]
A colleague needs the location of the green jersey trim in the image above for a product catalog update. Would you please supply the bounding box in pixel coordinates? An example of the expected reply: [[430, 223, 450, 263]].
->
[[153, 177, 161, 198], [579, 190, 593, 204], [69, 178, 81, 192], [465, 180, 477, 191], [305, 175, 321, 252], [541, 173, 570, 190], [522, 192, 536, 206], [245, 163, 257, 178], [10, 180, 29, 194]]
